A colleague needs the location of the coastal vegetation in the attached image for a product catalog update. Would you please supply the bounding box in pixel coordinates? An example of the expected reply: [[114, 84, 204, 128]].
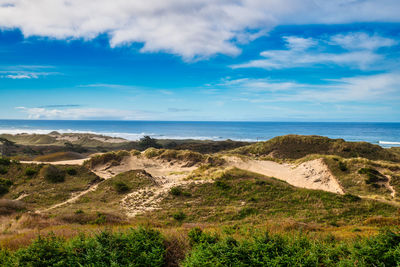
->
[[1, 134, 400, 265]]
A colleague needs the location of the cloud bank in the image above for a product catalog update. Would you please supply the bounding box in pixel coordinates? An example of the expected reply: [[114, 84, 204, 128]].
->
[[0, 0, 399, 59], [232, 33, 397, 70], [15, 107, 153, 120]]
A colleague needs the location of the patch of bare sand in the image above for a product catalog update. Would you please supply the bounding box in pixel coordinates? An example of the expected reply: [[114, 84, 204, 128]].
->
[[106, 156, 201, 217], [224, 156, 344, 194]]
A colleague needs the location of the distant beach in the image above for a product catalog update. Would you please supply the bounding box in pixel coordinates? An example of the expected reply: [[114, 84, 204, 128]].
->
[[0, 120, 399, 147]]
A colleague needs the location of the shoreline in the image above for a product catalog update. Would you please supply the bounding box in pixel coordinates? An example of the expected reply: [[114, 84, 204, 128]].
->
[[1, 130, 399, 148]]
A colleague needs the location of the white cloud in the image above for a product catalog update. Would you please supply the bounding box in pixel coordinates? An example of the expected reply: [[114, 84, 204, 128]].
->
[[231, 32, 397, 70], [4, 73, 37, 79], [217, 77, 301, 92], [0, 65, 58, 79], [15, 106, 154, 120], [330, 32, 397, 50], [0, 0, 399, 60], [294, 72, 400, 102], [218, 72, 400, 103]]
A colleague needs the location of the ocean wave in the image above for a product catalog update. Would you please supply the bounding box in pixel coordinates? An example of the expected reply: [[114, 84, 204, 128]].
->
[[379, 141, 400, 145]]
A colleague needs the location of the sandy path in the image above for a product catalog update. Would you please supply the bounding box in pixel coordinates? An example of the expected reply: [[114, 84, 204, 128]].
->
[[386, 175, 396, 198], [225, 157, 344, 194], [112, 156, 199, 217]]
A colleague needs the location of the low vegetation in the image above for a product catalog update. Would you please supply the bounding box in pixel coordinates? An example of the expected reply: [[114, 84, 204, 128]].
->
[[144, 168, 397, 225], [2, 227, 400, 266], [144, 148, 225, 167], [232, 135, 400, 162], [84, 150, 130, 168], [1, 135, 400, 265], [33, 151, 85, 162], [40, 165, 66, 183], [184, 228, 400, 266], [0, 228, 165, 266], [53, 170, 155, 219], [0, 161, 101, 210]]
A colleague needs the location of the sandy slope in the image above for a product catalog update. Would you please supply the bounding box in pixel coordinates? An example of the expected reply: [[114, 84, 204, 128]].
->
[[225, 157, 344, 194]]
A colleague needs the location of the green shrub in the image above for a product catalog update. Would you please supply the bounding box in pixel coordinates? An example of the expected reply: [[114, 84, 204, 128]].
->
[[343, 193, 361, 202], [0, 157, 11, 166], [188, 228, 219, 246], [0, 166, 8, 174], [170, 186, 183, 196], [358, 167, 387, 184], [139, 136, 162, 150], [91, 212, 107, 225], [183, 229, 400, 266], [15, 234, 69, 266], [68, 228, 165, 266], [114, 181, 130, 193], [74, 209, 84, 214], [338, 161, 348, 171], [65, 167, 77, 175], [172, 211, 186, 221], [0, 248, 14, 267], [2, 228, 166, 266], [40, 165, 65, 183], [0, 178, 12, 196], [25, 167, 37, 176], [215, 180, 230, 190], [170, 186, 192, 197], [233, 207, 257, 220]]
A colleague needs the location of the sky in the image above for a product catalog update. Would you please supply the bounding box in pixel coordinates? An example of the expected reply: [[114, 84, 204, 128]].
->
[[0, 0, 399, 122]]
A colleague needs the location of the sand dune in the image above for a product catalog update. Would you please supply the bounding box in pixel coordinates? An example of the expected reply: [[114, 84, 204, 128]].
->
[[25, 153, 344, 216], [225, 157, 344, 194]]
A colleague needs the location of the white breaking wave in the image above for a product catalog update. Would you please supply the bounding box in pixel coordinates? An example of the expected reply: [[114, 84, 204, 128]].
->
[[379, 141, 400, 145]]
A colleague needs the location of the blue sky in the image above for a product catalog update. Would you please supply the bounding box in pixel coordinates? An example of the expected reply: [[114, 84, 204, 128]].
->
[[0, 0, 399, 121]]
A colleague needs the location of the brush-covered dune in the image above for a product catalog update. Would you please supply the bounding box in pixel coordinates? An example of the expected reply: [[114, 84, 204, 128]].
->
[[232, 134, 400, 162]]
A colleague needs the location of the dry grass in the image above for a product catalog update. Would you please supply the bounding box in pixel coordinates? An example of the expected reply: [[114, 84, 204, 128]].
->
[[144, 148, 225, 167], [33, 151, 85, 162], [0, 200, 26, 215], [84, 150, 130, 168]]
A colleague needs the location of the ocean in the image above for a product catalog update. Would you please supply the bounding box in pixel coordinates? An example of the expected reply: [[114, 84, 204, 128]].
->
[[0, 120, 399, 147]]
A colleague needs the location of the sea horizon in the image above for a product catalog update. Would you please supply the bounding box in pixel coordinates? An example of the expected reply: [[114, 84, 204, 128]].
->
[[1, 119, 399, 147]]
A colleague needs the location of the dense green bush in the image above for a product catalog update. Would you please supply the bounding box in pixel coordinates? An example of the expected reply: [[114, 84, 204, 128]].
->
[[114, 181, 130, 193], [25, 167, 37, 176], [0, 157, 11, 166], [183, 229, 400, 266], [65, 167, 77, 176], [40, 165, 65, 183], [2, 228, 400, 266], [170, 186, 191, 197], [173, 211, 186, 221], [0, 166, 8, 174], [15, 234, 69, 266], [1, 228, 166, 267], [138, 136, 162, 150], [338, 161, 348, 171], [0, 178, 12, 196]]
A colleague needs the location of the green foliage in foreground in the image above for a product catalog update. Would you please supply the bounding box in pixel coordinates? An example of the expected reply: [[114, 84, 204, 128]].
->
[[0, 228, 165, 267], [184, 228, 400, 267], [2, 228, 400, 266]]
